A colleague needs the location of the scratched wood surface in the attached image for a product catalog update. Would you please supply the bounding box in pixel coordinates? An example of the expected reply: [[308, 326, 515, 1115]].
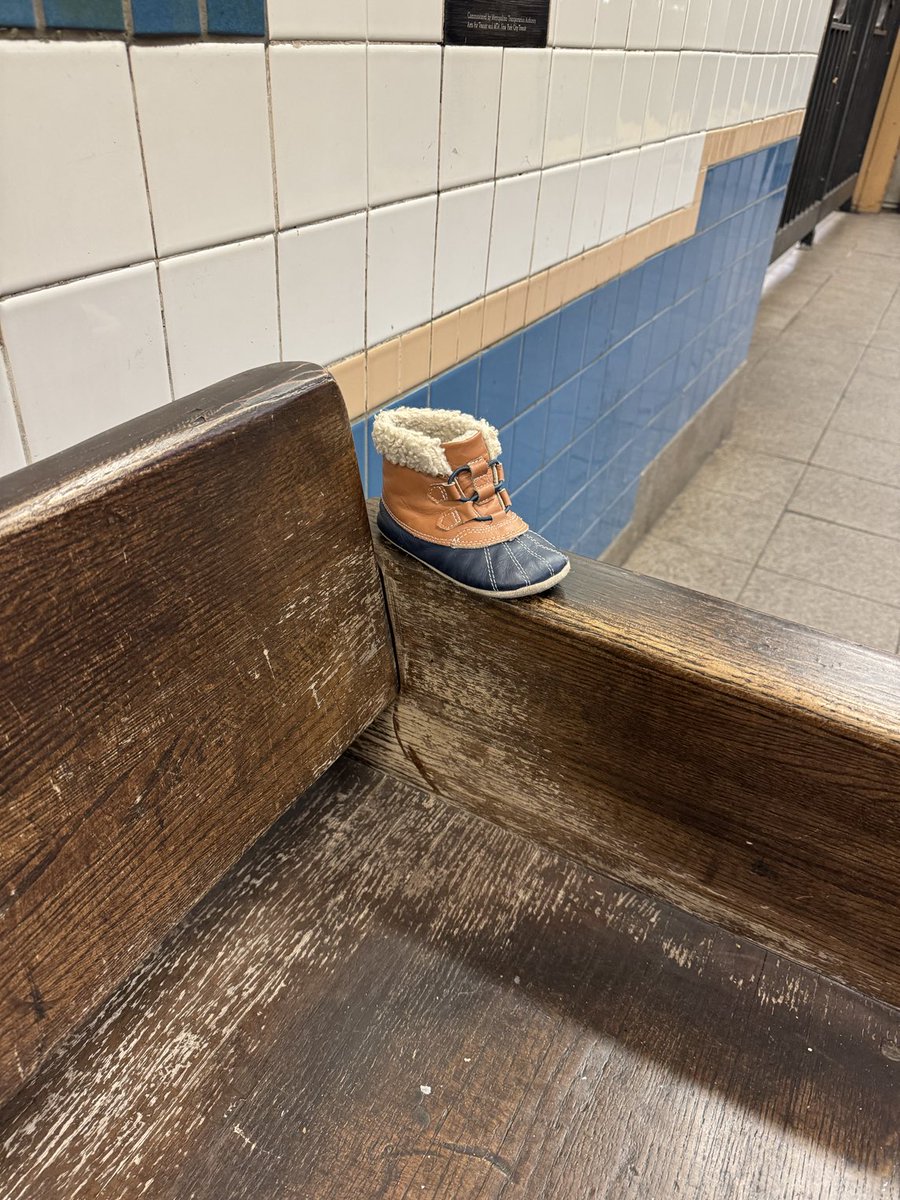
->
[[355, 524, 900, 1009], [0, 364, 396, 1106], [0, 756, 896, 1199]]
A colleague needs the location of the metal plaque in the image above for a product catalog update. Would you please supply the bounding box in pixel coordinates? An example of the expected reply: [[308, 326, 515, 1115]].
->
[[443, 0, 550, 47]]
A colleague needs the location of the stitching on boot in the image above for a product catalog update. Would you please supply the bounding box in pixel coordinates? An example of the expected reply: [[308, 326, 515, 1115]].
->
[[503, 541, 529, 585], [437, 510, 462, 531], [483, 547, 498, 591], [521, 535, 553, 568], [529, 532, 559, 553], [523, 533, 554, 566]]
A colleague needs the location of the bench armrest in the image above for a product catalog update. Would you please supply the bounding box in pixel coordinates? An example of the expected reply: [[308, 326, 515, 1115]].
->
[[356, 526, 900, 1007]]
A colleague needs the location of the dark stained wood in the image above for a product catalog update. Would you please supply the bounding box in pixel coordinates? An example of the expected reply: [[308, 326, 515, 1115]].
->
[[0, 364, 396, 1106], [0, 756, 896, 1199], [355, 524, 900, 1008]]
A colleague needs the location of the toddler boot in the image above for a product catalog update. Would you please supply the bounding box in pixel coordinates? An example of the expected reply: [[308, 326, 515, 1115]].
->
[[372, 406, 570, 599]]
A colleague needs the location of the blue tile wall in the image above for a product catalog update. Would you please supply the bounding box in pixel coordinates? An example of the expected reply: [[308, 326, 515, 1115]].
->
[[0, 0, 34, 26], [132, 0, 201, 35], [353, 137, 798, 559], [44, 0, 123, 29], [2, 0, 266, 33], [206, 0, 266, 35]]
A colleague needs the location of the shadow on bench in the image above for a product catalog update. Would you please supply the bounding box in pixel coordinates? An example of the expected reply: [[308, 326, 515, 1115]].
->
[[1, 364, 898, 1197]]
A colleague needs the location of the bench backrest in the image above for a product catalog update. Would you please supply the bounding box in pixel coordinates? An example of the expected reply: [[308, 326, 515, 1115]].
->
[[0, 363, 396, 1104]]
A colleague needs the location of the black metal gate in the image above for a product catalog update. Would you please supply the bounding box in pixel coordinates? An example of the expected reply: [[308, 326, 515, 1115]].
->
[[773, 0, 900, 259]]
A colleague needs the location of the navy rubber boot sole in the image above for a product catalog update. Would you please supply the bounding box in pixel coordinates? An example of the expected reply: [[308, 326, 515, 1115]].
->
[[377, 502, 570, 600]]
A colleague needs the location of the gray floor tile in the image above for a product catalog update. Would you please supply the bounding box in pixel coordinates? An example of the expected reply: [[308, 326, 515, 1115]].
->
[[759, 513, 900, 606], [857, 345, 900, 380], [788, 465, 900, 540], [834, 248, 900, 279], [739, 568, 900, 654], [624, 536, 751, 600], [830, 379, 900, 446], [691, 443, 804, 505], [734, 369, 844, 428], [730, 404, 823, 463], [651, 481, 785, 563], [813, 428, 900, 488], [870, 320, 900, 351], [760, 328, 864, 374], [735, 334, 861, 426], [786, 312, 872, 347]]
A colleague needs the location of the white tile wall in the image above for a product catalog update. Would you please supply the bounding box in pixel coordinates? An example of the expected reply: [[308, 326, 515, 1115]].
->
[[497, 49, 552, 177], [367, 44, 441, 206], [160, 236, 279, 399], [0, 357, 25, 476], [657, 0, 688, 50], [704, 1, 729, 50], [601, 149, 639, 241], [434, 183, 494, 315], [629, 143, 665, 229], [626, 0, 662, 49], [594, 0, 632, 47], [280, 213, 367, 366], [617, 52, 654, 148], [440, 47, 503, 189], [584, 51, 625, 156], [368, 0, 443, 41], [367, 196, 437, 345], [551, 0, 598, 47], [0, 0, 829, 475], [487, 174, 541, 292], [131, 44, 274, 257], [675, 132, 706, 208], [0, 264, 170, 461], [269, 45, 367, 228], [655, 136, 686, 214], [267, 0, 367, 40], [692, 51, 718, 129], [669, 51, 700, 137], [682, 0, 710, 49], [0, 42, 153, 295], [532, 163, 579, 272], [644, 51, 680, 143], [544, 49, 592, 166], [570, 155, 611, 253]]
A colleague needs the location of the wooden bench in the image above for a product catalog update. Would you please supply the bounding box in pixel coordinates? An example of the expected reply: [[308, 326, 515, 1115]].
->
[[1, 364, 898, 1198]]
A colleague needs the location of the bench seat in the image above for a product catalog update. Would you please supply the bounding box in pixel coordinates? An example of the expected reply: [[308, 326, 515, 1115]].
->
[[1, 754, 897, 1199]]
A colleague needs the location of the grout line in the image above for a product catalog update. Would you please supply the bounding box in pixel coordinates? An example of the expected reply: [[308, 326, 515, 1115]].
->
[[0, 339, 33, 465], [124, 40, 175, 403], [197, 0, 208, 38], [426, 41, 446, 362], [481, 46, 505, 311], [783, 503, 900, 545], [263, 43, 283, 360], [739, 562, 900, 615]]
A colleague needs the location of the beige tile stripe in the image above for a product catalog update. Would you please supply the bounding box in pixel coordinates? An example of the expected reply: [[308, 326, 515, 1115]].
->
[[331, 110, 806, 421]]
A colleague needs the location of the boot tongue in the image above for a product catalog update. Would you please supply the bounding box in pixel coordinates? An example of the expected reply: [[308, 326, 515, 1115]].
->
[[442, 430, 489, 472]]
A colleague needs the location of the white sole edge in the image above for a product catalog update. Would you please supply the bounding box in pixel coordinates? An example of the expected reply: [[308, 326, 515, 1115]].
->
[[377, 531, 571, 600]]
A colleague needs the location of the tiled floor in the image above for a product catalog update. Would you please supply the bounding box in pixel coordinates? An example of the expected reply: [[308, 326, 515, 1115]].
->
[[624, 210, 900, 655]]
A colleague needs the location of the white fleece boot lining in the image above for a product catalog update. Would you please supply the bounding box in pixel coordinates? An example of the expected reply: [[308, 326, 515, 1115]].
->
[[372, 406, 502, 477]]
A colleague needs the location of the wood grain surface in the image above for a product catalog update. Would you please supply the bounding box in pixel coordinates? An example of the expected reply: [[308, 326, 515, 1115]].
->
[[355, 526, 900, 1008], [0, 756, 896, 1199], [0, 364, 396, 1106]]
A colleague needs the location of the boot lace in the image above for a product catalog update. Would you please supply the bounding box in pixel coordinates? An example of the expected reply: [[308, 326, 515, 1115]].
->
[[447, 458, 512, 523]]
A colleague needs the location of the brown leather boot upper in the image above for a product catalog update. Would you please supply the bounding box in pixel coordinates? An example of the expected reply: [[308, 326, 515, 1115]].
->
[[381, 430, 528, 549]]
